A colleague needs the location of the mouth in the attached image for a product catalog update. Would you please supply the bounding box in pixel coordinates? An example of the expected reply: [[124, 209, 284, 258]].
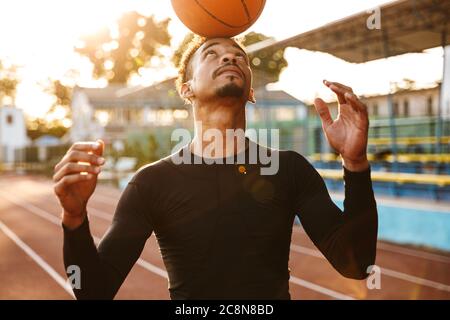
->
[[215, 65, 244, 80]]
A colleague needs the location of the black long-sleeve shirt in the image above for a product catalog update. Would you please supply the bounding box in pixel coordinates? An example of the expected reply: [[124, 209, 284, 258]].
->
[[63, 138, 378, 300]]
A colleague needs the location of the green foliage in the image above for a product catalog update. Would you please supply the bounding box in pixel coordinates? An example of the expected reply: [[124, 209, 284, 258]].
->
[[242, 32, 288, 84], [51, 80, 72, 107], [76, 11, 171, 84], [113, 133, 161, 169], [27, 79, 72, 140], [0, 60, 19, 103], [26, 118, 69, 140], [43, 79, 73, 118], [0, 78, 18, 98]]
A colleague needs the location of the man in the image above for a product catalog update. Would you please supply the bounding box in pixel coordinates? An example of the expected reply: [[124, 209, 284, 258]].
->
[[53, 36, 377, 300]]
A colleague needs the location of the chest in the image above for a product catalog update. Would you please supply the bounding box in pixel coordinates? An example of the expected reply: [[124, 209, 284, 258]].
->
[[150, 165, 293, 242]]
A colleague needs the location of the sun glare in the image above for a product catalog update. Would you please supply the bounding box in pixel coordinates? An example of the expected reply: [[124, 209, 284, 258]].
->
[[0, 0, 443, 119]]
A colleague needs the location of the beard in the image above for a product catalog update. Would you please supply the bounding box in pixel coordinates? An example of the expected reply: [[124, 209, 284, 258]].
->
[[215, 82, 244, 98]]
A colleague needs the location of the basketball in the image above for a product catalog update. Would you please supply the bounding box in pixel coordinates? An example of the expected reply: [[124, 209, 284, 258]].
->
[[171, 0, 266, 38]]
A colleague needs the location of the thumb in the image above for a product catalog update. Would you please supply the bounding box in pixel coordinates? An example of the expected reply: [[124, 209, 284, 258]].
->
[[314, 98, 333, 128], [94, 139, 105, 157]]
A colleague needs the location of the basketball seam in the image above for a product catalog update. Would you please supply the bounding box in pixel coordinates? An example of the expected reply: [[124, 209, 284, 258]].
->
[[240, 0, 251, 21], [194, 0, 252, 28]]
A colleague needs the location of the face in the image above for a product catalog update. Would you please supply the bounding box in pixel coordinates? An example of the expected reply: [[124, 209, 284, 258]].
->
[[182, 38, 255, 105]]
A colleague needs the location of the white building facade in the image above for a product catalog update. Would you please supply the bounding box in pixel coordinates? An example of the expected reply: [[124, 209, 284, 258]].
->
[[0, 105, 28, 163]]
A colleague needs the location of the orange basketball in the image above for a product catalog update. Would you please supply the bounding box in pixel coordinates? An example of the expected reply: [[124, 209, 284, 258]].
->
[[171, 0, 266, 37]]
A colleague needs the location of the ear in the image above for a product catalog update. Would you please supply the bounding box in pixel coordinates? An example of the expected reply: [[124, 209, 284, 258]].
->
[[180, 82, 195, 102], [248, 88, 256, 104]]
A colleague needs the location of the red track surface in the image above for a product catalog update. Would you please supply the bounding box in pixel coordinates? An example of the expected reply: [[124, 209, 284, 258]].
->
[[0, 175, 449, 300]]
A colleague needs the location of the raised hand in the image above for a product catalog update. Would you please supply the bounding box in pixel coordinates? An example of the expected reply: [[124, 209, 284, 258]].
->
[[313, 80, 370, 172], [53, 140, 105, 229]]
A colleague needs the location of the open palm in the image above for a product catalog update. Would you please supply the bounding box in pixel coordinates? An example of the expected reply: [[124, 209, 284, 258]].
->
[[314, 81, 369, 165]]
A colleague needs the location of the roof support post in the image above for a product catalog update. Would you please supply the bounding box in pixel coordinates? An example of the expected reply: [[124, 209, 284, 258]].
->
[[382, 27, 399, 174]]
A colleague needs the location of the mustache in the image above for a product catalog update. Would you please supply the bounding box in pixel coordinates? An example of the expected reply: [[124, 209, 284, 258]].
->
[[213, 63, 244, 79]]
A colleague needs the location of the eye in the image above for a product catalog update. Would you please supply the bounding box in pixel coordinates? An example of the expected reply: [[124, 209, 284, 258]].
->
[[235, 51, 248, 62], [205, 49, 216, 57]]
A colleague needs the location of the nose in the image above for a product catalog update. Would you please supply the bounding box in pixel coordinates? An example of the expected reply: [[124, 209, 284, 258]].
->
[[221, 52, 237, 65]]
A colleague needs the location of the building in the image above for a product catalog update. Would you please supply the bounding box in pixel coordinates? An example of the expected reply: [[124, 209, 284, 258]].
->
[[0, 105, 28, 163], [70, 80, 189, 143], [325, 84, 442, 119], [70, 79, 307, 152], [315, 84, 450, 155]]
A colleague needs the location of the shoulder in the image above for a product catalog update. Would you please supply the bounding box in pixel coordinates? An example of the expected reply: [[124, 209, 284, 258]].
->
[[258, 144, 313, 170], [283, 150, 321, 181], [287, 150, 313, 167], [129, 152, 177, 187]]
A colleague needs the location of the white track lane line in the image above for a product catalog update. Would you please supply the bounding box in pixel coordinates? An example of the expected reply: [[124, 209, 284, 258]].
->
[[288, 277, 354, 300], [0, 190, 169, 280], [0, 220, 75, 299], [292, 227, 450, 265], [31, 180, 450, 264], [0, 189, 354, 300], [87, 198, 450, 293], [9, 187, 450, 295], [376, 242, 450, 265], [290, 244, 450, 293]]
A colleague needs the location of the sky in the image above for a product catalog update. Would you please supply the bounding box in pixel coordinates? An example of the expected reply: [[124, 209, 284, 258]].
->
[[0, 0, 445, 118]]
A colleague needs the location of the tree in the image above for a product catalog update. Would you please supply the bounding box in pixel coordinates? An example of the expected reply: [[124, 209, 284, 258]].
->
[[0, 60, 19, 105], [26, 117, 69, 140], [27, 79, 73, 140], [172, 32, 288, 87], [122, 133, 160, 169], [76, 11, 171, 84], [241, 32, 288, 85], [51, 80, 72, 107], [44, 79, 73, 116]]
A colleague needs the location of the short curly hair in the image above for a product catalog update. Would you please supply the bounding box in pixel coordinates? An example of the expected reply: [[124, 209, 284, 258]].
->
[[175, 35, 246, 103], [175, 35, 207, 102]]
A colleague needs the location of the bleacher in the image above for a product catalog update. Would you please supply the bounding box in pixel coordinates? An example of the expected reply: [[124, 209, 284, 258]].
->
[[309, 136, 450, 201]]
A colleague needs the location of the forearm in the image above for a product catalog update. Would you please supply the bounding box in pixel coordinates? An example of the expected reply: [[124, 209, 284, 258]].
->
[[63, 217, 120, 299], [291, 151, 378, 279], [321, 165, 378, 279], [342, 164, 377, 213], [62, 181, 154, 299]]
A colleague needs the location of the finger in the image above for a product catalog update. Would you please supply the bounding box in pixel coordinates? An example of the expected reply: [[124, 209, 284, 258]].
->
[[314, 98, 333, 128], [93, 139, 104, 157], [329, 84, 349, 105], [55, 151, 104, 172], [69, 141, 101, 153], [324, 80, 353, 105], [53, 162, 100, 183], [324, 80, 353, 93], [345, 92, 367, 114], [54, 173, 94, 195]]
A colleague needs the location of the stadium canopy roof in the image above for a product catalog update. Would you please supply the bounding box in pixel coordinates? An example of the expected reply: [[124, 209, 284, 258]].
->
[[247, 0, 450, 63], [125, 0, 450, 96]]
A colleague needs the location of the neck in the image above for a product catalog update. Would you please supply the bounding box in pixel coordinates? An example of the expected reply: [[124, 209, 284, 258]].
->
[[191, 99, 247, 159]]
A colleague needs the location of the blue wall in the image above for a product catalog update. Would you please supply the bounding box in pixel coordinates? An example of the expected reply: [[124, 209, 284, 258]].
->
[[333, 199, 450, 252]]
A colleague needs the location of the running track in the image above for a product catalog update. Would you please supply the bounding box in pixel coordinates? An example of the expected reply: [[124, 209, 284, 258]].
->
[[0, 175, 449, 300]]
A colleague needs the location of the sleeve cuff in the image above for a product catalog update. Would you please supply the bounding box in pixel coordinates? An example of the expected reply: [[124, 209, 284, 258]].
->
[[62, 216, 90, 239], [343, 165, 372, 184]]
